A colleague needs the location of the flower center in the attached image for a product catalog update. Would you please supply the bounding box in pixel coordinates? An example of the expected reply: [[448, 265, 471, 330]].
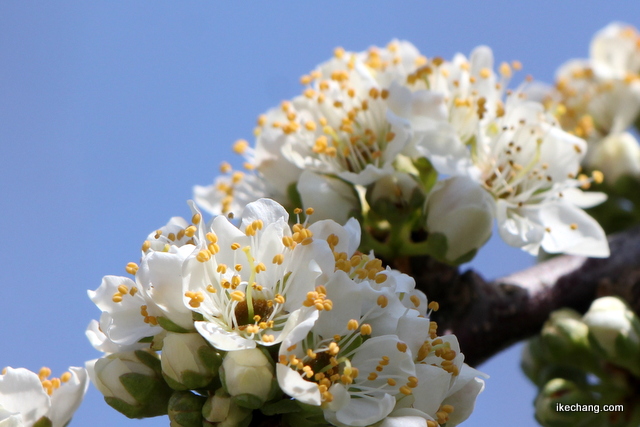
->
[[234, 299, 274, 327]]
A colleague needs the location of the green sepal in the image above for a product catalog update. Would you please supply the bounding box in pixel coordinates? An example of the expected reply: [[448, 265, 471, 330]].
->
[[134, 350, 163, 376], [109, 372, 173, 418], [157, 316, 192, 333], [232, 393, 264, 410], [424, 232, 448, 261], [192, 312, 205, 322], [168, 391, 207, 427], [261, 398, 302, 416], [138, 336, 154, 343], [163, 370, 213, 391], [33, 416, 53, 427], [199, 346, 223, 375], [282, 402, 327, 427], [412, 156, 438, 194]]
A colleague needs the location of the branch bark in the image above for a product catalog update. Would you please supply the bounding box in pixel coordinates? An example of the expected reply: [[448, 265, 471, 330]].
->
[[410, 226, 640, 367]]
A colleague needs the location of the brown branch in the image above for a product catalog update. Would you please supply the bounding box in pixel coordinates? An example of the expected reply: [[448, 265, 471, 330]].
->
[[410, 226, 640, 367]]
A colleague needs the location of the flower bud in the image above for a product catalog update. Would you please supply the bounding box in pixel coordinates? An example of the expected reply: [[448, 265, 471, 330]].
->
[[583, 296, 640, 362], [540, 309, 593, 366], [168, 390, 206, 427], [220, 348, 275, 409], [534, 378, 601, 427], [202, 388, 252, 426], [424, 176, 494, 263], [367, 172, 424, 220], [588, 132, 640, 183], [88, 350, 173, 418], [161, 332, 222, 390]]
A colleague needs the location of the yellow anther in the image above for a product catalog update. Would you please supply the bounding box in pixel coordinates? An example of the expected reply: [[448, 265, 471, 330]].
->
[[208, 243, 220, 254], [334, 47, 345, 59], [274, 294, 285, 304], [570, 223, 578, 230], [231, 242, 241, 250], [205, 233, 218, 244], [60, 372, 72, 383], [116, 284, 129, 295], [216, 264, 228, 274], [184, 225, 197, 238], [272, 253, 285, 265], [442, 404, 454, 413], [512, 60, 522, 70], [368, 372, 378, 381], [206, 285, 217, 293], [39, 367, 51, 380], [112, 293, 123, 303], [377, 295, 388, 308], [282, 236, 295, 248], [369, 87, 380, 99], [191, 213, 202, 225], [399, 385, 413, 395], [231, 275, 241, 288], [230, 291, 245, 302], [141, 240, 151, 252], [410, 295, 421, 307], [261, 334, 275, 343], [360, 324, 372, 335], [374, 273, 387, 284], [233, 139, 249, 154], [428, 301, 440, 311], [397, 342, 408, 352], [235, 264, 243, 272], [387, 378, 397, 386], [307, 349, 317, 359], [255, 262, 266, 273], [347, 319, 359, 330], [125, 262, 139, 275], [196, 249, 211, 263], [129, 287, 138, 297], [499, 62, 512, 78], [592, 170, 604, 184]]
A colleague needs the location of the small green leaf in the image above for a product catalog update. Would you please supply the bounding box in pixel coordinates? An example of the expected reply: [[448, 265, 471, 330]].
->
[[232, 393, 264, 410], [157, 317, 192, 333], [261, 398, 302, 416]]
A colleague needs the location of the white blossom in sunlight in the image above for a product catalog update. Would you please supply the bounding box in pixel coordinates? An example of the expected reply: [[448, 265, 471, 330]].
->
[[0, 366, 88, 427], [183, 198, 361, 351], [587, 132, 640, 182], [87, 211, 205, 350], [590, 22, 640, 80]]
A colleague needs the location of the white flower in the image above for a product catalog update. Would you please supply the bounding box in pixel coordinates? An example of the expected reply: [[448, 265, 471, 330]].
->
[[590, 23, 640, 80], [183, 198, 354, 351], [276, 236, 428, 426], [0, 366, 88, 427], [588, 132, 640, 182]]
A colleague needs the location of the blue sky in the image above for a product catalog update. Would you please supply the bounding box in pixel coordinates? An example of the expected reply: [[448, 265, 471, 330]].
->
[[1, 2, 638, 426]]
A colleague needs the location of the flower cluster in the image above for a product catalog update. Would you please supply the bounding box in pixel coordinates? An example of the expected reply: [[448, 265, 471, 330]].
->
[[523, 296, 640, 426], [86, 198, 485, 426], [195, 40, 610, 263], [0, 365, 88, 427]]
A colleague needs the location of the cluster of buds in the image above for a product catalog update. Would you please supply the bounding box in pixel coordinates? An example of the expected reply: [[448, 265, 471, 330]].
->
[[523, 296, 640, 426], [194, 36, 611, 265], [86, 198, 486, 426]]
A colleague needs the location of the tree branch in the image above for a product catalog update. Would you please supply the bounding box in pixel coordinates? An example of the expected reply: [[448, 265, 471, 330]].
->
[[410, 226, 640, 367]]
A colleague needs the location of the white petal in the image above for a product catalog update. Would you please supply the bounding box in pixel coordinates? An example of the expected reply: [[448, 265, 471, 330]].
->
[[539, 201, 610, 257], [194, 321, 255, 351], [335, 394, 395, 426], [0, 368, 49, 425], [297, 171, 359, 225], [276, 364, 321, 406], [47, 367, 88, 427]]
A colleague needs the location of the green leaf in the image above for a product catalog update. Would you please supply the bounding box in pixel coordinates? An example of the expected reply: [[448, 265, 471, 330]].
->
[[134, 350, 162, 375], [32, 416, 53, 427], [198, 346, 223, 375]]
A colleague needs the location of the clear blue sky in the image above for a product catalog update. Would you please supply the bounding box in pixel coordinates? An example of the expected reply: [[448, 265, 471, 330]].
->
[[1, 2, 637, 426]]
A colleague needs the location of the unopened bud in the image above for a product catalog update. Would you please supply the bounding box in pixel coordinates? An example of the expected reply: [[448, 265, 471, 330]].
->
[[424, 176, 493, 264], [161, 332, 221, 390], [588, 132, 640, 183], [202, 388, 252, 426], [168, 390, 206, 427], [367, 172, 424, 220], [88, 350, 172, 418], [534, 378, 601, 426], [220, 348, 275, 409]]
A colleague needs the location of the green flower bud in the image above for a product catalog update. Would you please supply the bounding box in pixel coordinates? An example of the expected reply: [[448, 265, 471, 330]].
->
[[220, 348, 275, 409], [88, 350, 173, 418], [168, 391, 206, 427], [202, 388, 252, 426], [161, 332, 222, 390], [540, 309, 593, 367], [534, 378, 602, 427], [583, 296, 640, 363]]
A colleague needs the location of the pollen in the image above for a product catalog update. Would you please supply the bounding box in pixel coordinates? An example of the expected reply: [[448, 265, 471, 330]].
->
[[230, 290, 245, 302], [125, 262, 139, 275], [233, 139, 249, 154], [360, 324, 372, 335]]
